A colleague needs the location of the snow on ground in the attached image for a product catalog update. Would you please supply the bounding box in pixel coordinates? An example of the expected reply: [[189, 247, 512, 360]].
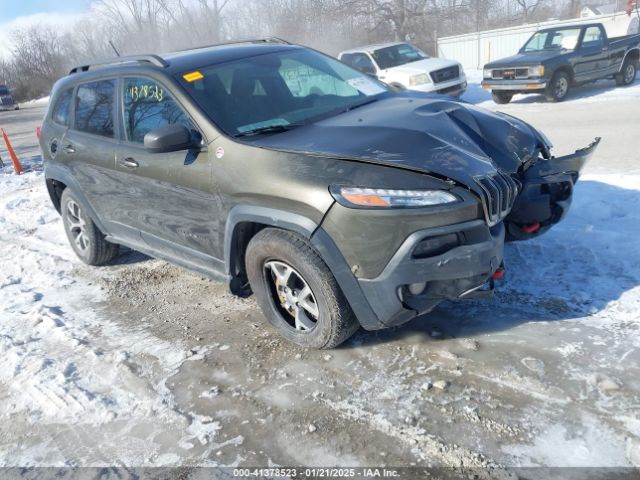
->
[[461, 69, 640, 106], [0, 167, 238, 465]]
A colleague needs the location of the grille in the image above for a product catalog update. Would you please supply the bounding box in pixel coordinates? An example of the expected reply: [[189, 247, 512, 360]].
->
[[430, 65, 460, 84], [474, 172, 520, 226], [491, 68, 529, 80]]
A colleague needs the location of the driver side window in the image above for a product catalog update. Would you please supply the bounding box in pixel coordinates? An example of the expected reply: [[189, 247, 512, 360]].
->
[[582, 27, 604, 48], [123, 77, 193, 143]]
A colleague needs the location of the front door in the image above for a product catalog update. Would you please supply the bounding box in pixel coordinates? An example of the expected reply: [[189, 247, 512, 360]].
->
[[112, 76, 223, 273], [575, 26, 609, 81]]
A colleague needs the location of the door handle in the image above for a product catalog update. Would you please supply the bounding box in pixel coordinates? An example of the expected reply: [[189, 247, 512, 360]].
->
[[63, 144, 75, 154], [119, 158, 139, 169]]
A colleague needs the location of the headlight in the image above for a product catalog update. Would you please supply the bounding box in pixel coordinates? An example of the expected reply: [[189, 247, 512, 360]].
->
[[330, 187, 458, 208], [529, 65, 545, 77], [409, 73, 430, 86], [483, 68, 493, 79]]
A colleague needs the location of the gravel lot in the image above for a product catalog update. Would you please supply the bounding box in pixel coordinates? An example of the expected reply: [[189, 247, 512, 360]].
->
[[1, 78, 639, 475]]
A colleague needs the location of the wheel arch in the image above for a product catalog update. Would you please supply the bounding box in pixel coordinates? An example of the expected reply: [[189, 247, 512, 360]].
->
[[44, 164, 108, 233], [224, 205, 382, 329], [620, 48, 640, 70], [552, 65, 575, 84], [224, 206, 318, 296]]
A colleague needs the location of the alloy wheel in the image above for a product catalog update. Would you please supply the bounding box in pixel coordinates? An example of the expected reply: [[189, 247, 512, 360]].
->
[[264, 260, 319, 332], [66, 200, 90, 252], [555, 77, 568, 99], [624, 64, 636, 84]]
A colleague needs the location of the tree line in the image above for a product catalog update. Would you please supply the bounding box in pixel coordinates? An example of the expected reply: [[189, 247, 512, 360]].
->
[[0, 0, 624, 101]]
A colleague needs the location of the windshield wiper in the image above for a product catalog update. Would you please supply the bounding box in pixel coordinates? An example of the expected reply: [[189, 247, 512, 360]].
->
[[344, 98, 379, 112], [234, 124, 300, 138]]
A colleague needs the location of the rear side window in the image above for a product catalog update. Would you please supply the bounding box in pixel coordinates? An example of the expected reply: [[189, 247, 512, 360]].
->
[[75, 80, 114, 137], [51, 88, 73, 126], [123, 77, 191, 143]]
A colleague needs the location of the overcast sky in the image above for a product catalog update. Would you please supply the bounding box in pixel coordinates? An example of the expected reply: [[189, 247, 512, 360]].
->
[[0, 0, 89, 57]]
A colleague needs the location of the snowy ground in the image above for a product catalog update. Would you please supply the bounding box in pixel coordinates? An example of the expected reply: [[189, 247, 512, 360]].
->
[[0, 75, 639, 473]]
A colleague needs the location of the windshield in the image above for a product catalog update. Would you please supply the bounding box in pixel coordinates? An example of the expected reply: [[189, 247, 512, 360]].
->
[[370, 43, 428, 70], [522, 28, 582, 52], [177, 48, 389, 136], [0, 87, 9, 95]]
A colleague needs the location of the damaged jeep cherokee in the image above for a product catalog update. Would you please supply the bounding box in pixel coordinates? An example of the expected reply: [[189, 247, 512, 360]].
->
[[40, 39, 599, 348]]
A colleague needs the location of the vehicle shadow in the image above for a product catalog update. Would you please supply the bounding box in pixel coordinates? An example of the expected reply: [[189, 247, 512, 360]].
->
[[346, 179, 640, 348], [462, 77, 640, 106], [111, 247, 151, 266]]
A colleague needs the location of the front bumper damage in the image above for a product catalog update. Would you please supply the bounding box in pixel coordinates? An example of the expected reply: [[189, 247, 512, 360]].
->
[[347, 138, 600, 330], [505, 137, 600, 241], [358, 220, 505, 328]]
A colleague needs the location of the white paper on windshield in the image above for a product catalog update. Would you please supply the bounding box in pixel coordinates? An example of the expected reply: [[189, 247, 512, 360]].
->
[[346, 77, 386, 96]]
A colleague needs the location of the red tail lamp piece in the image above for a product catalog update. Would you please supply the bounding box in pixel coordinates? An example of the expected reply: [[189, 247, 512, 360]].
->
[[36, 126, 41, 140], [521, 222, 541, 234], [1, 128, 24, 175]]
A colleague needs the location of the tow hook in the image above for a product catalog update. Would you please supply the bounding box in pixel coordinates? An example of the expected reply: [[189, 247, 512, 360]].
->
[[521, 222, 541, 234]]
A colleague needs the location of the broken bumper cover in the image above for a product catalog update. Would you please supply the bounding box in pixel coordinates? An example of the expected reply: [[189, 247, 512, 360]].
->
[[506, 137, 601, 241], [357, 219, 504, 329]]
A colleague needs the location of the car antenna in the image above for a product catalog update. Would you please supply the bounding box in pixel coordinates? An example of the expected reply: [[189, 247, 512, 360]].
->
[[108, 40, 121, 57]]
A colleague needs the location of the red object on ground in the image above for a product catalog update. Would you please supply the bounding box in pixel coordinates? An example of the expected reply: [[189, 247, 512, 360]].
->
[[2, 128, 24, 175], [36, 126, 41, 140], [491, 268, 505, 280], [521, 222, 541, 234]]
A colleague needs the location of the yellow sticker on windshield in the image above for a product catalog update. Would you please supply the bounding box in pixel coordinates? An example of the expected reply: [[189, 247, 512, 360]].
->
[[183, 71, 204, 82]]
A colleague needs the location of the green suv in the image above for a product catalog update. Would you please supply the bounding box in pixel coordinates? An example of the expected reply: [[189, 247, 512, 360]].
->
[[40, 39, 599, 348]]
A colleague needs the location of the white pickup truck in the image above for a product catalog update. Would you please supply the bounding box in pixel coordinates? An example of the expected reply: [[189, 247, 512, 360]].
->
[[338, 42, 467, 97]]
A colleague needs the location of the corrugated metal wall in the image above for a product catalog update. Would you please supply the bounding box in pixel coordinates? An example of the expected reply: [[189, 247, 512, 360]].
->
[[438, 11, 637, 69]]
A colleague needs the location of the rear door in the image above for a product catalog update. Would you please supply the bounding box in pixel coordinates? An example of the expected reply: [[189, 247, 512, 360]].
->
[[113, 76, 222, 271], [63, 79, 136, 242]]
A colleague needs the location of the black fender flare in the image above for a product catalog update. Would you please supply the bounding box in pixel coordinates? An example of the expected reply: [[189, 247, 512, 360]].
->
[[44, 163, 109, 234], [224, 205, 383, 330]]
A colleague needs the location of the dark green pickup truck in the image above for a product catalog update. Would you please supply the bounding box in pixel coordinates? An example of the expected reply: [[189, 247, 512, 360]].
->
[[482, 23, 640, 103]]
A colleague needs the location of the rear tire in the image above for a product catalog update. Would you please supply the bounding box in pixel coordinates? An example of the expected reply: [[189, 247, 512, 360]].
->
[[245, 228, 359, 349], [616, 59, 637, 86], [491, 91, 513, 104], [61, 189, 119, 266], [545, 71, 571, 102]]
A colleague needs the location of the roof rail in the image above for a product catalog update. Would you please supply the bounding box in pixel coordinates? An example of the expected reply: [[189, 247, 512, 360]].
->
[[175, 37, 292, 53], [69, 54, 169, 75]]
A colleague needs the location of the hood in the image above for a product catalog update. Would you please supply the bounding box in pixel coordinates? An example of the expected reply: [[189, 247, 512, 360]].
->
[[485, 51, 570, 68], [248, 93, 546, 189], [384, 57, 460, 75]]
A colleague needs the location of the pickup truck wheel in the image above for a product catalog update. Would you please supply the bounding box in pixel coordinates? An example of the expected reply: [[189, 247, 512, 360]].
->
[[245, 228, 359, 349], [61, 189, 119, 266], [545, 72, 570, 102], [491, 91, 513, 104], [616, 60, 637, 86]]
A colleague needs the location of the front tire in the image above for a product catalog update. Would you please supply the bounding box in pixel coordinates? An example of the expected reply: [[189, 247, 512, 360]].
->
[[616, 60, 637, 86], [61, 189, 119, 265], [491, 91, 513, 104], [545, 71, 571, 102], [245, 228, 359, 349]]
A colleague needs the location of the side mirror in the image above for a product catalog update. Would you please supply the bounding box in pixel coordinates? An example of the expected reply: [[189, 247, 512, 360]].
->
[[144, 123, 196, 153]]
